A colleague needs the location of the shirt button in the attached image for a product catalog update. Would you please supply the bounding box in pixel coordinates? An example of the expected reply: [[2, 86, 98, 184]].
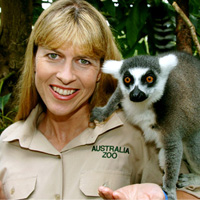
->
[[10, 187, 15, 195], [55, 194, 60, 200]]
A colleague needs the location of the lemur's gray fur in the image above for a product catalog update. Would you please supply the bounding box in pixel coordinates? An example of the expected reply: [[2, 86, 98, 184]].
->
[[90, 52, 200, 200]]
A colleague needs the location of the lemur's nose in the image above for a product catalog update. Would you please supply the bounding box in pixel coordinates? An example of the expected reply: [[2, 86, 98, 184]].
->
[[129, 86, 148, 102]]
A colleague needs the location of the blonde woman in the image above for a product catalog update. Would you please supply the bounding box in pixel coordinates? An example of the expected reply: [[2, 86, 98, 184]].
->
[[0, 0, 198, 199]]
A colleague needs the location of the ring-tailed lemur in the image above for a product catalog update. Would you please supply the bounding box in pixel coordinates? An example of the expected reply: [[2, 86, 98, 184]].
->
[[90, 51, 200, 200]]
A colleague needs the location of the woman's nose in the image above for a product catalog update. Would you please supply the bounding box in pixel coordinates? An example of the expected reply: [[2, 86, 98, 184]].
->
[[56, 63, 76, 84]]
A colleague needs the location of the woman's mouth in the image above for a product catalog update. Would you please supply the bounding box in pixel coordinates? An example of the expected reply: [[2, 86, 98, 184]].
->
[[50, 85, 79, 100], [52, 86, 77, 96]]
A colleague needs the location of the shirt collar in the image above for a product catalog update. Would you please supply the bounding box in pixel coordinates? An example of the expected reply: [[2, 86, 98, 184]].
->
[[2, 105, 123, 154], [2, 105, 43, 147], [63, 112, 123, 151]]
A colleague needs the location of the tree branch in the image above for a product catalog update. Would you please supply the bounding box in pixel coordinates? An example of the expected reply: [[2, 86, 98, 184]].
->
[[172, 1, 200, 56]]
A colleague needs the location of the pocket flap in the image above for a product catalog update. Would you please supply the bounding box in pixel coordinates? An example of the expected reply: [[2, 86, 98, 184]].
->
[[4, 176, 36, 199], [80, 170, 130, 197]]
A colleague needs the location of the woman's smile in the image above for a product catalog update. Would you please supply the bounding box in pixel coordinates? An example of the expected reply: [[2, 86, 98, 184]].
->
[[50, 85, 79, 100]]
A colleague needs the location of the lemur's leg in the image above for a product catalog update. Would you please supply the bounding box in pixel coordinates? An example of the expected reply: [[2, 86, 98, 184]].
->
[[90, 86, 123, 122], [177, 131, 200, 187], [162, 136, 183, 200]]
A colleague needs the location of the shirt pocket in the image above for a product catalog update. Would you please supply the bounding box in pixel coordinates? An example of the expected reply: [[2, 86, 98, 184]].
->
[[3, 176, 37, 199], [80, 170, 131, 197]]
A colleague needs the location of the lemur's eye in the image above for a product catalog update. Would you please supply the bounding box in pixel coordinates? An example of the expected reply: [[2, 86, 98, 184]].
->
[[146, 76, 154, 83], [124, 77, 131, 84]]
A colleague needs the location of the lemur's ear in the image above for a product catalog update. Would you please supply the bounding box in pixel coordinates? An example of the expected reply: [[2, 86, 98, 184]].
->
[[102, 60, 124, 79], [159, 54, 178, 76]]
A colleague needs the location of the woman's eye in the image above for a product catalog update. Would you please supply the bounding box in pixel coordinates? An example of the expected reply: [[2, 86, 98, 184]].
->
[[79, 59, 90, 65], [48, 53, 59, 60]]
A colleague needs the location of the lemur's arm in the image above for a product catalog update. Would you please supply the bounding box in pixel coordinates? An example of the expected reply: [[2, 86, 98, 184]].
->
[[90, 86, 123, 122]]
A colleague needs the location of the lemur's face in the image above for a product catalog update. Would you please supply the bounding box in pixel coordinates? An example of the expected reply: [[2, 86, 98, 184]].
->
[[120, 67, 158, 102], [102, 54, 178, 104]]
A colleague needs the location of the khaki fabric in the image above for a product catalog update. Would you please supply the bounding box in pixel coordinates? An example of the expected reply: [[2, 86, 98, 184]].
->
[[0, 105, 199, 199]]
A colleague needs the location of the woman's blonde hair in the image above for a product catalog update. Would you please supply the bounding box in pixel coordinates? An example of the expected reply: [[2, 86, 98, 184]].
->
[[15, 0, 121, 121]]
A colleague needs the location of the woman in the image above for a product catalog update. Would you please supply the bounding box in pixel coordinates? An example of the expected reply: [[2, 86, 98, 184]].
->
[[0, 0, 199, 199]]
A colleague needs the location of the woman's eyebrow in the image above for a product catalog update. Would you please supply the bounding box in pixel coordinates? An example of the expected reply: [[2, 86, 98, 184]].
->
[[40, 46, 62, 53], [77, 55, 99, 61]]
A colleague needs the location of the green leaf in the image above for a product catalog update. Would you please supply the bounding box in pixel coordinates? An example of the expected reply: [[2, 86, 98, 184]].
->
[[153, 0, 162, 7], [0, 94, 11, 112], [2, 115, 14, 123], [190, 0, 200, 8], [0, 72, 15, 94], [126, 0, 149, 47], [103, 0, 116, 17], [123, 46, 136, 58], [133, 40, 148, 55]]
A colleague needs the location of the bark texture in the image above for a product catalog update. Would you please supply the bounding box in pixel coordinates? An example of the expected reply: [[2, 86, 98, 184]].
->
[[0, 0, 33, 94], [175, 0, 192, 54]]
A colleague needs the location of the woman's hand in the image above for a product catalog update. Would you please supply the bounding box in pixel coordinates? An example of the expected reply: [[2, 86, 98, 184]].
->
[[176, 190, 198, 199], [98, 183, 165, 200], [0, 182, 6, 200]]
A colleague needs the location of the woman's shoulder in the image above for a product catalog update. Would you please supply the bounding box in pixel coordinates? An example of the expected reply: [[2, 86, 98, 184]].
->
[[0, 104, 43, 142], [0, 121, 23, 141]]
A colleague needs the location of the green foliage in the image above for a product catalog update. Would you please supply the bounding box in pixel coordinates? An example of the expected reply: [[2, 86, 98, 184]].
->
[[86, 0, 200, 58], [126, 0, 148, 48], [0, 72, 16, 133], [33, 0, 56, 24], [189, 0, 200, 45], [86, 0, 158, 57]]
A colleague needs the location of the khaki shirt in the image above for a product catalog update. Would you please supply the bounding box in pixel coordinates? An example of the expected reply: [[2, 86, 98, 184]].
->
[[0, 105, 199, 199]]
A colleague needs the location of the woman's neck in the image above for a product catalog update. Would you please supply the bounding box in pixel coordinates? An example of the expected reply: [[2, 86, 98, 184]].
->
[[38, 105, 90, 152]]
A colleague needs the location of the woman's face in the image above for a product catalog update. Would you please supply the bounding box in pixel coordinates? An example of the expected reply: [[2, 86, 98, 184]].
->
[[35, 45, 101, 118]]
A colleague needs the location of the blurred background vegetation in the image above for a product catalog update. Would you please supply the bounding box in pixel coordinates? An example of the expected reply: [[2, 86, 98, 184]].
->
[[0, 0, 200, 132]]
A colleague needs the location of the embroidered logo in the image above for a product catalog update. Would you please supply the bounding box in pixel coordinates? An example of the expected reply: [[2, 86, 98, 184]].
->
[[91, 145, 130, 159]]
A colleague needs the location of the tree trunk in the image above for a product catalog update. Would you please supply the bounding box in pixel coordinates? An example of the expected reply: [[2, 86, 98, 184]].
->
[[175, 0, 192, 54], [0, 0, 33, 94]]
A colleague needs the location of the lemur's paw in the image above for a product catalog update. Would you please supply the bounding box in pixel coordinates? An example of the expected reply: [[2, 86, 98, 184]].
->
[[90, 107, 108, 122], [177, 173, 200, 188]]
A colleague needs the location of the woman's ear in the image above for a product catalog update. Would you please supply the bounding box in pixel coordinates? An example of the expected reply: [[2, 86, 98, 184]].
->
[[96, 70, 101, 82]]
